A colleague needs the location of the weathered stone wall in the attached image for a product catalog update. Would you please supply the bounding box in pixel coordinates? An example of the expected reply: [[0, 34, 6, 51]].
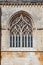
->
[[1, 5, 43, 65], [1, 5, 43, 51], [1, 52, 43, 65]]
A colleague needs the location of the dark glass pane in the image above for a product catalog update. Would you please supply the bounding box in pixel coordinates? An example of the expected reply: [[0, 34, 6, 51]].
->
[[22, 36, 24, 47], [31, 35, 33, 47], [13, 36, 14, 47], [25, 36, 27, 47], [19, 36, 20, 47], [16, 36, 18, 47], [28, 35, 30, 47], [16, 35, 20, 47], [10, 36, 12, 47]]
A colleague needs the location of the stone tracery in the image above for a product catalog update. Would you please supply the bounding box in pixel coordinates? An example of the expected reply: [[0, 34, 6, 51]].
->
[[10, 13, 32, 35], [9, 11, 33, 47]]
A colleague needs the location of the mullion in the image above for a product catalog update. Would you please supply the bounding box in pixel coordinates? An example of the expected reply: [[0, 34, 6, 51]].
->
[[16, 35, 17, 47]]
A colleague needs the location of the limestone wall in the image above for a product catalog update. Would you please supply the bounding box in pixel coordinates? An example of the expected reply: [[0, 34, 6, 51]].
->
[[1, 5, 43, 51], [1, 5, 43, 65], [1, 52, 43, 65]]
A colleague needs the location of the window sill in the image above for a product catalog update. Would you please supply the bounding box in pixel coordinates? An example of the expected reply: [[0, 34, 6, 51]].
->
[[7, 47, 36, 51]]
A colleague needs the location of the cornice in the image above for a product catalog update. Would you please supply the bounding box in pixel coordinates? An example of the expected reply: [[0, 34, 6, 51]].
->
[[0, 1, 43, 6]]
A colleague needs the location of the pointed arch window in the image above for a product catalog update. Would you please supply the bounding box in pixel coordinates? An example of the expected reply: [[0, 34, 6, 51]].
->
[[9, 11, 33, 48]]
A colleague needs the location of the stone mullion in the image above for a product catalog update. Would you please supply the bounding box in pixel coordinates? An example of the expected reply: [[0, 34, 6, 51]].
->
[[24, 35, 25, 47], [30, 35, 31, 47], [27, 34, 28, 47]]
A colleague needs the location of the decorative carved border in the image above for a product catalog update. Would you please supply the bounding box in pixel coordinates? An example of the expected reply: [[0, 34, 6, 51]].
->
[[0, 1, 43, 6]]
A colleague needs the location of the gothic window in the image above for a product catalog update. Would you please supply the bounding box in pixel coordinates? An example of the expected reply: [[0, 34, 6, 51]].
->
[[9, 11, 33, 48]]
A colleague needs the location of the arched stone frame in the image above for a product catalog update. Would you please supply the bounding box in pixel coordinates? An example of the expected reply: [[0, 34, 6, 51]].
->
[[8, 10, 34, 48]]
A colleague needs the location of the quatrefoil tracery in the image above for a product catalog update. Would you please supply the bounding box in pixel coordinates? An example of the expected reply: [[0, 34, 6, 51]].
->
[[10, 14, 32, 35]]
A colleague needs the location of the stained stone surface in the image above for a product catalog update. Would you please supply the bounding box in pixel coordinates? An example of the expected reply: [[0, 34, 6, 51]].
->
[[1, 4, 43, 65], [1, 52, 43, 65], [0, 0, 43, 2], [1, 5, 43, 51]]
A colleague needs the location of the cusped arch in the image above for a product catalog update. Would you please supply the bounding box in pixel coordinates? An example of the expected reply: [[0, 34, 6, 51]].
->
[[8, 10, 34, 35], [9, 10, 34, 47], [9, 11, 34, 26]]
